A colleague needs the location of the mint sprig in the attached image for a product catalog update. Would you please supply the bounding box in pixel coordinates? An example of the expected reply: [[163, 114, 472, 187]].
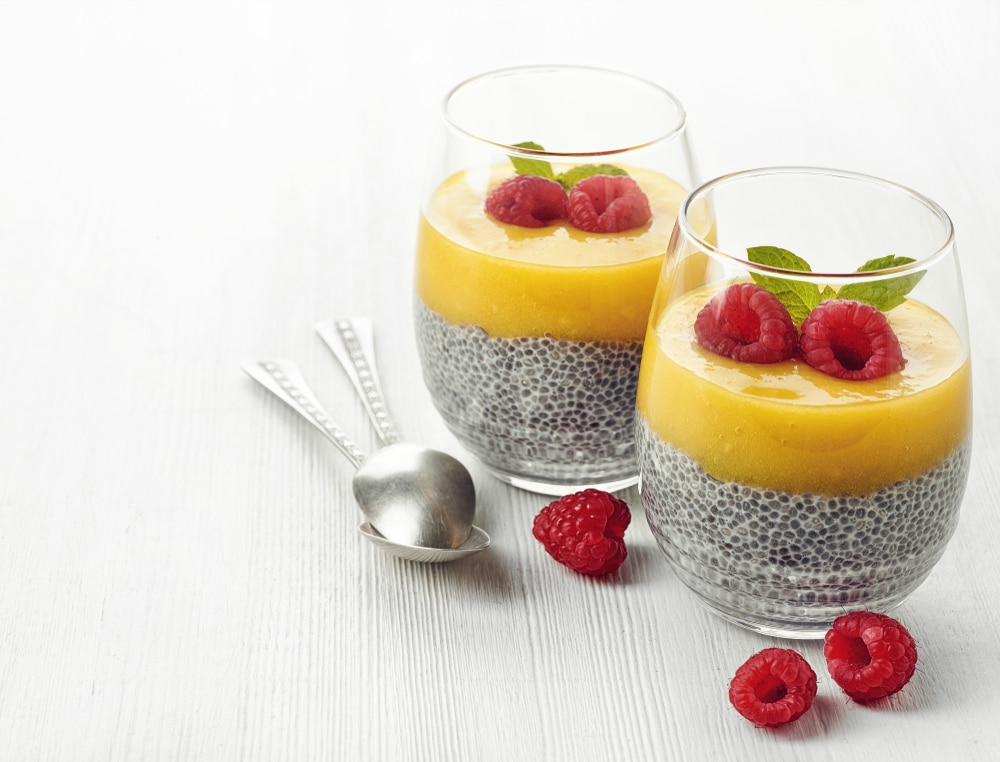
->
[[507, 141, 628, 190], [748, 247, 924, 321]]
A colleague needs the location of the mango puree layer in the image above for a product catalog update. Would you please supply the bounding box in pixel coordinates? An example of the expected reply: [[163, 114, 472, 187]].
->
[[636, 286, 972, 495], [415, 166, 705, 342]]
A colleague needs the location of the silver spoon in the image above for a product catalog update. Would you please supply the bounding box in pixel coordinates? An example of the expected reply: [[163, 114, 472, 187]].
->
[[241, 360, 489, 563], [315, 316, 490, 545]]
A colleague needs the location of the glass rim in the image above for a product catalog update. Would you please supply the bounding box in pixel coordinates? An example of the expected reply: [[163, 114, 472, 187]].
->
[[678, 166, 957, 281], [441, 64, 688, 159]]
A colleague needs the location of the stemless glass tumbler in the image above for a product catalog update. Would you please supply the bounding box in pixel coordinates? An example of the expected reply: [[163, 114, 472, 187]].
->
[[413, 65, 703, 495], [636, 167, 972, 638]]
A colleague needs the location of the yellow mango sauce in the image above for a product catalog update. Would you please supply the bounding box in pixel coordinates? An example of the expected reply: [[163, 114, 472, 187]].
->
[[415, 165, 705, 343], [636, 285, 972, 495]]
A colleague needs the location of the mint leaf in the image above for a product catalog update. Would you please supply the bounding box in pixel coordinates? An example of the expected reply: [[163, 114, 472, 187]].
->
[[509, 141, 554, 180], [747, 246, 822, 324], [556, 163, 628, 190], [837, 255, 925, 311], [748, 245, 813, 273]]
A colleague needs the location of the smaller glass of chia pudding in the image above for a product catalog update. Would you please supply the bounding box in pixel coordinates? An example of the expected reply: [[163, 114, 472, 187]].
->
[[413, 65, 705, 494], [636, 167, 973, 638]]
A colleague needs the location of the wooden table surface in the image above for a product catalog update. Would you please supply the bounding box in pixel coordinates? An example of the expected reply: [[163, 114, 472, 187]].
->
[[1, 1, 998, 759]]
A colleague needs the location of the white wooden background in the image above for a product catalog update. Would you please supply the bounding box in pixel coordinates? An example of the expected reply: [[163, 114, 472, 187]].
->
[[1, 1, 998, 760]]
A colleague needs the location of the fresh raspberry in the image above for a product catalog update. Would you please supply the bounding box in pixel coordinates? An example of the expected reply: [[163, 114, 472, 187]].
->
[[694, 283, 798, 363], [824, 611, 918, 702], [728, 648, 818, 727], [566, 174, 651, 233], [484, 175, 567, 228], [799, 299, 905, 380], [532, 489, 630, 576]]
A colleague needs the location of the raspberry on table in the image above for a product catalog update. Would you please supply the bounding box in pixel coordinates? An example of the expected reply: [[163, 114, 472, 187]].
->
[[728, 647, 818, 727], [566, 174, 651, 233], [799, 299, 906, 380], [824, 611, 918, 702], [484, 175, 568, 228], [532, 489, 630, 576], [694, 282, 798, 363]]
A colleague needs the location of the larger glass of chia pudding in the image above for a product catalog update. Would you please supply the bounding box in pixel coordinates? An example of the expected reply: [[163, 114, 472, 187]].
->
[[636, 167, 973, 638], [413, 66, 705, 494]]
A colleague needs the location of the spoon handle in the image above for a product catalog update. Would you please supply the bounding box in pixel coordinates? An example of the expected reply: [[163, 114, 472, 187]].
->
[[241, 360, 367, 469], [315, 317, 400, 445]]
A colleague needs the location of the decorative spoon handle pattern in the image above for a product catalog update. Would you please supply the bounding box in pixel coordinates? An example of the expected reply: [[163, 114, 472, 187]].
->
[[241, 359, 367, 469], [315, 317, 401, 445]]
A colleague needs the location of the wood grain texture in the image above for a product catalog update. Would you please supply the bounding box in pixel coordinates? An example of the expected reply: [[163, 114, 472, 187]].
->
[[0, 0, 998, 759]]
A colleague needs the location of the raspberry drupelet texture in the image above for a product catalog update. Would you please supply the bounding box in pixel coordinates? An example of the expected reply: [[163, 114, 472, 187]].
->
[[532, 489, 631, 576], [485, 175, 568, 228], [566, 174, 652, 233], [694, 282, 798, 363], [728, 648, 818, 727], [824, 611, 918, 702], [799, 299, 906, 380]]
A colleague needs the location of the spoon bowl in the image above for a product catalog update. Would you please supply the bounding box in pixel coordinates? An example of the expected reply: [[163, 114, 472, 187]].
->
[[354, 442, 475, 549]]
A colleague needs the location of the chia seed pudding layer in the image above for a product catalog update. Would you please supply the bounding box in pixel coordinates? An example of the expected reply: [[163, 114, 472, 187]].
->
[[636, 415, 970, 630], [414, 299, 642, 485]]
